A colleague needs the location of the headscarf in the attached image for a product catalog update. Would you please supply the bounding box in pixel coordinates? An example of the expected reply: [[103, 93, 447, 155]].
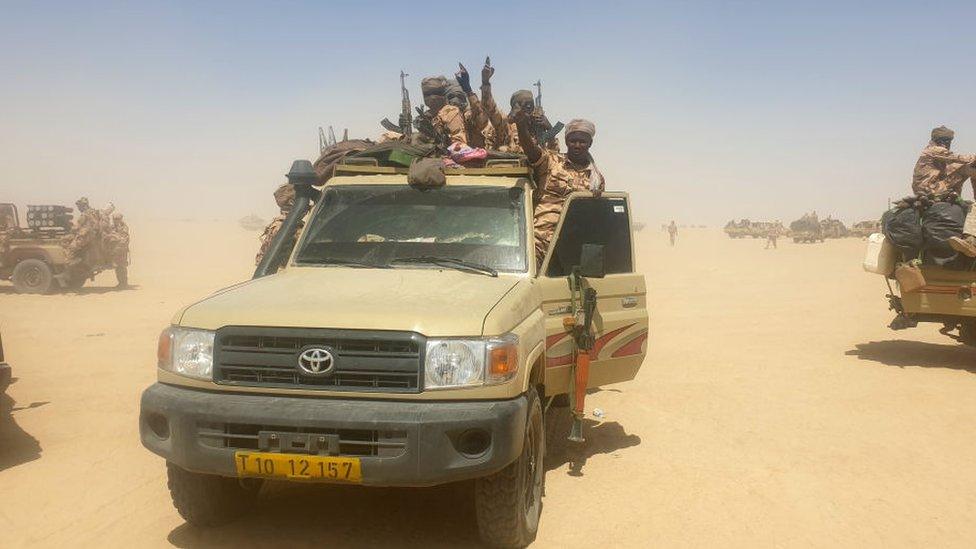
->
[[565, 119, 596, 139], [273, 183, 296, 212], [509, 89, 534, 109], [421, 76, 449, 96], [932, 125, 954, 141]]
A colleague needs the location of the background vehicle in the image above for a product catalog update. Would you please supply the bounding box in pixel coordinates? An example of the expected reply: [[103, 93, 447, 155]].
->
[[140, 158, 649, 548], [790, 212, 825, 243], [820, 217, 849, 239], [851, 219, 881, 238], [0, 203, 113, 294]]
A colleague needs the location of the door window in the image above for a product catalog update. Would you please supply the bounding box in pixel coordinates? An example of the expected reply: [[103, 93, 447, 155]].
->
[[545, 197, 633, 277]]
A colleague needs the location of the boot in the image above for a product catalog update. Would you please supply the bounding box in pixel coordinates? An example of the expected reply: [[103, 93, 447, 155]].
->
[[115, 267, 129, 288], [948, 235, 976, 258]]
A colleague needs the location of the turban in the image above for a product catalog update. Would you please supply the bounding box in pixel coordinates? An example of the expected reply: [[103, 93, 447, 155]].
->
[[932, 125, 955, 141], [565, 119, 596, 138], [76, 197, 89, 207], [509, 89, 534, 108], [273, 183, 296, 210], [421, 76, 449, 96]]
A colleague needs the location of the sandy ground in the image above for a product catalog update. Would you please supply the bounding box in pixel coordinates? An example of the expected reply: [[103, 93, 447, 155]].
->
[[2, 221, 975, 548]]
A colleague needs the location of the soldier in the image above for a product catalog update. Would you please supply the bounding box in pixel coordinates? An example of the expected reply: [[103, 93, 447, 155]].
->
[[255, 183, 304, 271], [106, 212, 130, 288], [514, 114, 604, 263], [65, 197, 99, 265], [420, 76, 467, 146], [0, 213, 15, 253], [481, 61, 559, 153], [765, 224, 779, 249], [668, 220, 678, 247], [911, 126, 976, 256]]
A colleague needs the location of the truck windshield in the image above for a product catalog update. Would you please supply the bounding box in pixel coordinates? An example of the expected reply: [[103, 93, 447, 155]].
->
[[295, 185, 527, 273]]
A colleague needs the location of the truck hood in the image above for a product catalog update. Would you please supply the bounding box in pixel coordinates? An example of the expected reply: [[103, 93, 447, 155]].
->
[[178, 267, 522, 336]]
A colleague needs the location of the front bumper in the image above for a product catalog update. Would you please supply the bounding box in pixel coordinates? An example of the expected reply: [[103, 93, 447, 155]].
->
[[139, 383, 527, 487]]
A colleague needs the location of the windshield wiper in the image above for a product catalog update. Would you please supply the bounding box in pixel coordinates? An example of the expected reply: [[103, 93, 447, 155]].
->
[[301, 257, 390, 269], [391, 256, 498, 277]]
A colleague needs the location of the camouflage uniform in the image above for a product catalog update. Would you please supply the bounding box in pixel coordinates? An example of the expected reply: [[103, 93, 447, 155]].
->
[[105, 215, 130, 287], [255, 184, 304, 269], [462, 92, 488, 148], [531, 150, 605, 263], [433, 103, 468, 146], [481, 84, 559, 153], [65, 199, 100, 264], [912, 142, 976, 196]]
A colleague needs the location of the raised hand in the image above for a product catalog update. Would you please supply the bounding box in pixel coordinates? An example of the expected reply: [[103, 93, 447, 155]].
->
[[481, 56, 494, 86]]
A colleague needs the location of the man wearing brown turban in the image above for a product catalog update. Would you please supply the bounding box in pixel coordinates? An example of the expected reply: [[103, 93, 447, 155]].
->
[[912, 126, 976, 256], [482, 74, 559, 153], [513, 113, 605, 265]]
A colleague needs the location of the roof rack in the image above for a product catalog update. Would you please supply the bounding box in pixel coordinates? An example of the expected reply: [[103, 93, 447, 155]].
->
[[334, 158, 532, 177]]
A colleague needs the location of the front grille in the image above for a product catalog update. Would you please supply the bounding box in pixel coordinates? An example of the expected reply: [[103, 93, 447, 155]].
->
[[198, 422, 407, 458], [214, 327, 424, 393]]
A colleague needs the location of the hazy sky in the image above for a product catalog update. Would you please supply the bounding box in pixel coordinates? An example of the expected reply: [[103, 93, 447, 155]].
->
[[2, 1, 975, 226]]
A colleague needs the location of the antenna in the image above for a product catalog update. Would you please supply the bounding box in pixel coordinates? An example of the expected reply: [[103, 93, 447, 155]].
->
[[328, 126, 337, 146], [318, 127, 327, 154]]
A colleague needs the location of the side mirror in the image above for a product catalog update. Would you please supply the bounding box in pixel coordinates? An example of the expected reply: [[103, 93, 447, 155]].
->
[[579, 243, 606, 279]]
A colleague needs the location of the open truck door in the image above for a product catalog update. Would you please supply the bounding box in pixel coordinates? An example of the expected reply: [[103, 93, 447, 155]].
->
[[538, 192, 648, 394]]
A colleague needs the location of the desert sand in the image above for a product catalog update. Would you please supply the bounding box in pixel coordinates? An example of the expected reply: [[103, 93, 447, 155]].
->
[[2, 221, 975, 548]]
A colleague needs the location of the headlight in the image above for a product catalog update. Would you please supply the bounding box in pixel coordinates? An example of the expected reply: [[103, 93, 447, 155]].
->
[[157, 326, 215, 381], [424, 334, 519, 390]]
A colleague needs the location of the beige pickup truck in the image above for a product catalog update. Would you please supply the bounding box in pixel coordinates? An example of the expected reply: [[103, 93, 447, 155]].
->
[[140, 160, 648, 547]]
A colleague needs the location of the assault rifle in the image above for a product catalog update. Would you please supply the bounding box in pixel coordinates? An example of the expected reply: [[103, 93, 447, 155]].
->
[[380, 70, 414, 137]]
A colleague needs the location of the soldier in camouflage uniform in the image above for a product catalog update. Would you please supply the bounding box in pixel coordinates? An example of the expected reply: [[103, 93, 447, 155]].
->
[[420, 76, 468, 146], [0, 213, 15, 253], [513, 115, 604, 264], [255, 183, 303, 271], [912, 126, 976, 256], [106, 212, 130, 287], [64, 197, 100, 266]]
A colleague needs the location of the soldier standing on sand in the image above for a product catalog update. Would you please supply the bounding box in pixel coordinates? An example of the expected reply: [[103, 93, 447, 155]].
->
[[668, 221, 678, 247], [255, 184, 304, 272], [765, 224, 779, 249], [106, 212, 130, 288], [911, 125, 976, 257], [65, 197, 99, 266], [513, 114, 604, 264]]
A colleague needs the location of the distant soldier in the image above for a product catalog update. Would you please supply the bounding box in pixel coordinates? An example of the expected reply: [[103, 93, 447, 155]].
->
[[0, 213, 15, 253], [514, 115, 604, 263], [911, 126, 976, 256], [668, 220, 678, 247], [255, 184, 303, 271], [765, 224, 779, 249], [105, 212, 130, 288], [420, 76, 467, 146]]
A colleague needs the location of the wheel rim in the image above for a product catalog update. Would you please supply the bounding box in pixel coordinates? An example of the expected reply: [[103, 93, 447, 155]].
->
[[521, 408, 544, 530], [24, 265, 43, 287]]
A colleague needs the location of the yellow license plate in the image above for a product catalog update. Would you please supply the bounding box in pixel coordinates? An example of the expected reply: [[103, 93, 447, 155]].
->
[[235, 452, 362, 483]]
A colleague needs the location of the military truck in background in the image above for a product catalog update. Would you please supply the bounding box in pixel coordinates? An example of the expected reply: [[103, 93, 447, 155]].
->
[[820, 217, 849, 239], [140, 157, 649, 547], [851, 219, 881, 238], [790, 212, 824, 243], [0, 203, 113, 294], [724, 219, 764, 238]]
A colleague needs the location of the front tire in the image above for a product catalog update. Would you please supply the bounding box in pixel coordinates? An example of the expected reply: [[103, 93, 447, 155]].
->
[[12, 259, 54, 294], [475, 386, 545, 548], [166, 462, 261, 526]]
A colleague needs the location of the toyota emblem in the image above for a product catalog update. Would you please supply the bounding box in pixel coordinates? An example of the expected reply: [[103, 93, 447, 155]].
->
[[297, 347, 336, 376]]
